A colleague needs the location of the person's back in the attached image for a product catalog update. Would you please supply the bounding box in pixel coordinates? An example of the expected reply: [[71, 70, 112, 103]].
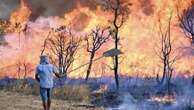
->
[[36, 63, 54, 88], [35, 55, 60, 110]]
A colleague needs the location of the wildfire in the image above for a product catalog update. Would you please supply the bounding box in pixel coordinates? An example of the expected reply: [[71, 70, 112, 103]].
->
[[64, 3, 110, 32], [9, 0, 32, 32], [0, 0, 193, 78]]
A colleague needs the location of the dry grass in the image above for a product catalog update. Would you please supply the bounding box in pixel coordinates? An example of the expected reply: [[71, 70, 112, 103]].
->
[[1, 83, 39, 95], [0, 83, 103, 110], [53, 84, 91, 102], [1, 83, 91, 102], [0, 91, 104, 110]]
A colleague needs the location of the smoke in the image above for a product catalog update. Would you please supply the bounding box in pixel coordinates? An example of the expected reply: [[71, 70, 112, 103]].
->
[[107, 77, 194, 110], [138, 0, 154, 16], [0, 0, 20, 19], [0, 0, 98, 20], [70, 13, 91, 31]]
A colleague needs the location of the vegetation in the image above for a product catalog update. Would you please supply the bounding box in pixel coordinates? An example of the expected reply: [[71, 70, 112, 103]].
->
[[46, 27, 81, 76], [101, 0, 131, 88], [0, 82, 91, 102], [85, 26, 111, 81], [178, 2, 194, 45]]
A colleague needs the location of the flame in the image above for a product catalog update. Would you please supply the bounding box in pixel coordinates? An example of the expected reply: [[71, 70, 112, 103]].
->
[[0, 0, 193, 78], [9, 0, 32, 32], [64, 3, 110, 32], [148, 95, 176, 104], [92, 84, 108, 94]]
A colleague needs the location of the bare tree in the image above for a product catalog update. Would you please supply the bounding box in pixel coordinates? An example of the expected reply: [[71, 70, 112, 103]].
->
[[23, 62, 33, 83], [40, 26, 66, 55], [40, 30, 52, 55], [85, 26, 111, 81], [177, 4, 194, 84], [101, 0, 131, 88], [16, 60, 22, 79], [16, 59, 33, 87], [47, 28, 80, 77], [155, 15, 179, 94], [178, 2, 194, 45]]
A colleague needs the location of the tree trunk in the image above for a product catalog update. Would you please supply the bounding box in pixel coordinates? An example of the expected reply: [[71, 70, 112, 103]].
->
[[192, 75, 194, 85], [114, 28, 119, 89], [85, 52, 95, 81], [112, 0, 121, 89], [160, 57, 167, 85], [59, 54, 63, 75]]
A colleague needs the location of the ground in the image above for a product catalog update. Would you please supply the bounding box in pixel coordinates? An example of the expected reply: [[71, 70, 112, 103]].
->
[[0, 91, 104, 110]]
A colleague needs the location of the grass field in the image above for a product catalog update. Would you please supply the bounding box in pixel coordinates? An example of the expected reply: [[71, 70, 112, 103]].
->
[[0, 91, 104, 110]]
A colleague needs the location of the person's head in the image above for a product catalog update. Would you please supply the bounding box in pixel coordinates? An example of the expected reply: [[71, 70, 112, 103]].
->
[[39, 55, 49, 64]]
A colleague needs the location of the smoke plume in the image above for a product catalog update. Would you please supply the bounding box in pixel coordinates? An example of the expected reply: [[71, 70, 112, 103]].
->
[[0, 0, 98, 20]]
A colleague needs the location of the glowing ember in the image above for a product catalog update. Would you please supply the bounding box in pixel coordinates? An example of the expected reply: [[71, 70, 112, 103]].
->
[[148, 95, 176, 104], [92, 84, 108, 94]]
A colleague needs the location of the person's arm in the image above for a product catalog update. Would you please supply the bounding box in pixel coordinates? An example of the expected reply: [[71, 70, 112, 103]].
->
[[35, 73, 40, 82], [54, 73, 61, 78], [35, 67, 40, 82], [53, 65, 61, 78]]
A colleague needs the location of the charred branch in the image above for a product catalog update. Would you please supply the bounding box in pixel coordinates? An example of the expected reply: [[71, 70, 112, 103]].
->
[[85, 26, 111, 81], [155, 15, 180, 92], [177, 2, 194, 44], [47, 28, 80, 77], [100, 0, 131, 89]]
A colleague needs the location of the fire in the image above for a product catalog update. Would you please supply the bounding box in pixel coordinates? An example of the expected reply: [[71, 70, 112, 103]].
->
[[0, 0, 193, 78], [64, 3, 110, 32], [92, 84, 108, 94], [148, 95, 176, 104], [9, 0, 32, 32]]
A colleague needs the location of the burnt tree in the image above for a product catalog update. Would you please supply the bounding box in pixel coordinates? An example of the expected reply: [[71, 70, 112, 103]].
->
[[16, 59, 33, 86], [85, 27, 111, 81], [47, 28, 80, 77], [155, 16, 179, 94], [40, 26, 66, 55], [102, 0, 131, 88], [177, 3, 194, 84], [178, 2, 194, 45]]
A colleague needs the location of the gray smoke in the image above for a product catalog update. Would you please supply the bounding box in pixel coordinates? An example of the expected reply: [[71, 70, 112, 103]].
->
[[0, 0, 20, 19], [0, 0, 98, 20]]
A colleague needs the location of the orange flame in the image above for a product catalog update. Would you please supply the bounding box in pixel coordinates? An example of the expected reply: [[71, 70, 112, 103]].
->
[[9, 0, 32, 32]]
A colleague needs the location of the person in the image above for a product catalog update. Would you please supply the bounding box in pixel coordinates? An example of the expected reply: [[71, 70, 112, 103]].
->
[[35, 55, 60, 110]]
